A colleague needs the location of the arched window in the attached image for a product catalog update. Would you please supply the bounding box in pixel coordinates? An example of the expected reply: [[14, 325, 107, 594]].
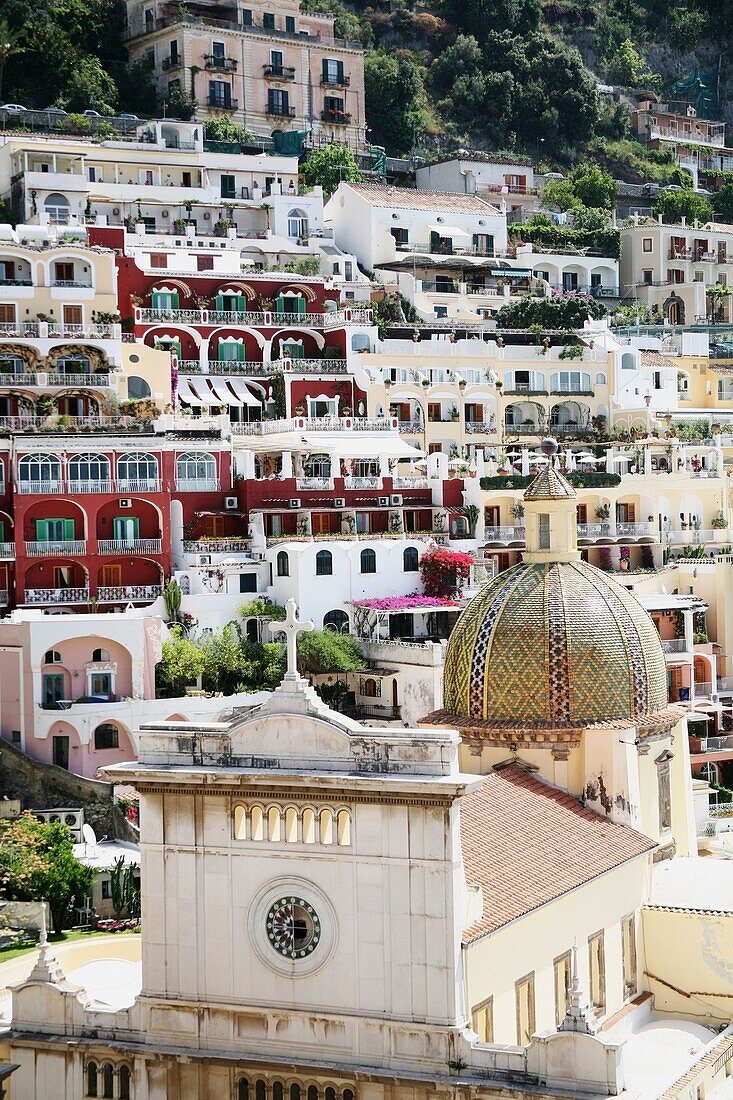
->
[[320, 808, 334, 845], [316, 550, 332, 576], [68, 453, 111, 489], [176, 452, 216, 488], [323, 609, 349, 632], [44, 649, 62, 664], [360, 548, 376, 574], [119, 1065, 131, 1100], [127, 375, 152, 399], [307, 1088, 318, 1100], [403, 547, 419, 572], [273, 1084, 284, 1100], [118, 452, 158, 490], [343, 1090, 354, 1100], [325, 1089, 336, 1100], [250, 805, 264, 841], [621, 352, 635, 370], [303, 454, 331, 478], [290, 1086, 302, 1100], [238, 1080, 250, 1100], [18, 453, 61, 489], [595, 372, 607, 385], [44, 193, 70, 224], [94, 723, 119, 750], [284, 806, 298, 842], [255, 1080, 267, 1100], [351, 333, 370, 352], [86, 1062, 98, 1098], [268, 805, 281, 841], [277, 550, 289, 577], [302, 807, 316, 843], [363, 678, 377, 697], [287, 209, 309, 239], [102, 1063, 114, 1100], [337, 810, 351, 846], [233, 804, 246, 839], [92, 648, 110, 662]]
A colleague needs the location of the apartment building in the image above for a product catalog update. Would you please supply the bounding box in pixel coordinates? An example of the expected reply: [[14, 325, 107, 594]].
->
[[620, 217, 733, 325], [415, 153, 540, 220], [631, 94, 726, 188], [326, 183, 619, 322], [123, 0, 365, 147]]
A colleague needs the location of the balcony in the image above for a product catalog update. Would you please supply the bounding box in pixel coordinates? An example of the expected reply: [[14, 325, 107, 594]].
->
[[267, 105, 296, 118], [97, 584, 163, 602], [18, 480, 63, 495], [264, 64, 295, 80], [208, 97, 238, 111], [464, 421, 495, 434], [321, 109, 351, 125], [321, 74, 350, 87], [207, 359, 276, 375], [617, 521, 655, 538], [67, 480, 115, 494], [25, 540, 86, 556], [176, 479, 220, 491], [296, 476, 334, 490], [344, 476, 382, 489], [117, 479, 162, 492], [205, 55, 238, 71], [136, 306, 370, 328], [97, 538, 163, 553], [46, 373, 112, 387], [50, 279, 93, 289], [662, 639, 688, 654], [0, 543, 14, 559], [0, 278, 33, 287], [484, 525, 526, 542], [26, 587, 89, 604], [161, 56, 182, 70], [392, 476, 429, 488]]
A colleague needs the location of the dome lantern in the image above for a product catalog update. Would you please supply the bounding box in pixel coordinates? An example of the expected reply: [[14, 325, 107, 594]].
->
[[523, 438, 580, 565]]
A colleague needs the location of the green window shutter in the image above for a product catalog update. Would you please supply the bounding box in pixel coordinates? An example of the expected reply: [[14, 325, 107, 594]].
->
[[336, 60, 344, 82], [63, 519, 74, 541], [236, 343, 245, 361], [0, 520, 5, 541], [171, 340, 182, 357], [36, 519, 48, 541], [322, 58, 329, 81], [276, 295, 285, 313], [215, 294, 225, 311], [114, 516, 139, 540], [297, 297, 306, 314], [237, 295, 247, 311], [429, 231, 439, 252], [171, 291, 179, 308]]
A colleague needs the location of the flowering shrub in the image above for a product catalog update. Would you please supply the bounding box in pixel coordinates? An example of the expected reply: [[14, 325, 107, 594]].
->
[[419, 547, 475, 598], [354, 594, 459, 610], [94, 919, 140, 932]]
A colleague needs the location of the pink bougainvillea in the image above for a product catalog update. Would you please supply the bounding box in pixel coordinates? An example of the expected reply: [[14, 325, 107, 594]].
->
[[353, 593, 460, 611]]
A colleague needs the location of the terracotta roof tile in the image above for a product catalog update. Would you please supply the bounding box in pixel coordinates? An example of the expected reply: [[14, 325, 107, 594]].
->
[[343, 181, 502, 215], [640, 350, 678, 370], [460, 764, 655, 943]]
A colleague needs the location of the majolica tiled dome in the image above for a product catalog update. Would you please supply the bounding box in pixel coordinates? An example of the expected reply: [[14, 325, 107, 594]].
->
[[444, 560, 669, 728]]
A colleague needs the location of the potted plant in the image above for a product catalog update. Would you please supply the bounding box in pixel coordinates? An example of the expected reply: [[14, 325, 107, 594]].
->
[[173, 217, 187, 233], [619, 546, 630, 571]]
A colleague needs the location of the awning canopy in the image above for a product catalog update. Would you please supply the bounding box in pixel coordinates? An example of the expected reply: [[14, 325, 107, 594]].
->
[[427, 224, 471, 239], [177, 376, 262, 408]]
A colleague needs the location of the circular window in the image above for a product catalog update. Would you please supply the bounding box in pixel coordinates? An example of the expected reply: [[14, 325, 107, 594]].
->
[[266, 896, 321, 959], [129, 354, 140, 363]]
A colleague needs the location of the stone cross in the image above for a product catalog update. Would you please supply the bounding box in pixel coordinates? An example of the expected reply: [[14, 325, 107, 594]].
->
[[270, 598, 314, 678]]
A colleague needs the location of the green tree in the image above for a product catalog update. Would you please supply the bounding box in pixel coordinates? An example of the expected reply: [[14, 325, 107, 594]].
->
[[157, 628, 205, 696], [364, 50, 427, 155], [296, 629, 362, 677], [571, 206, 612, 231], [204, 115, 253, 144], [164, 82, 197, 120], [653, 188, 713, 225], [61, 55, 117, 113], [712, 180, 733, 224], [0, 814, 93, 934], [607, 38, 661, 92], [429, 35, 487, 127], [440, 0, 540, 39], [542, 178, 581, 212], [494, 294, 607, 329], [0, 18, 24, 100], [570, 164, 617, 210], [109, 855, 126, 919], [302, 144, 361, 196]]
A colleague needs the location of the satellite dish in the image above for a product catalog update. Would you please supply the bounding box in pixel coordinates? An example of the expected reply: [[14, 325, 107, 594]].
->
[[82, 823, 97, 848]]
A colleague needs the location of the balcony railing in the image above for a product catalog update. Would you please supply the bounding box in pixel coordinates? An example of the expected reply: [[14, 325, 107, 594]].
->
[[205, 55, 238, 70], [295, 476, 333, 490], [67, 480, 115, 494], [209, 97, 238, 110], [137, 306, 370, 327], [392, 476, 429, 488], [484, 525, 526, 541], [617, 522, 655, 537], [465, 421, 495, 434], [0, 542, 14, 558], [97, 538, 163, 553], [321, 110, 351, 125], [97, 584, 163, 602], [0, 590, 8, 604], [26, 587, 89, 604], [207, 359, 277, 375], [264, 64, 295, 79], [46, 373, 112, 387], [161, 56, 182, 70], [662, 638, 688, 653], [288, 358, 348, 374], [321, 74, 350, 87], [0, 278, 33, 287], [231, 415, 394, 436], [18, 480, 63, 494], [176, 479, 220, 491], [267, 105, 296, 118], [51, 279, 93, 288], [117, 479, 162, 492], [344, 476, 381, 489], [25, 540, 86, 556]]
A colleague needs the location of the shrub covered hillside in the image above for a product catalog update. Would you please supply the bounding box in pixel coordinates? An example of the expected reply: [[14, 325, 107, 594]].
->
[[0, 0, 731, 164]]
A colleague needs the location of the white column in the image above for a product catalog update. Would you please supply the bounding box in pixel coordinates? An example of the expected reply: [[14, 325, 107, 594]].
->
[[280, 451, 293, 479]]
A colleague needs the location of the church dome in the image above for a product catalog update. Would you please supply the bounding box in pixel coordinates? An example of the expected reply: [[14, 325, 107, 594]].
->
[[443, 559, 669, 729]]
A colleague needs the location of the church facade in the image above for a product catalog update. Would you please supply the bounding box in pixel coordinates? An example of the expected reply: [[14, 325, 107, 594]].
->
[[4, 443, 733, 1099]]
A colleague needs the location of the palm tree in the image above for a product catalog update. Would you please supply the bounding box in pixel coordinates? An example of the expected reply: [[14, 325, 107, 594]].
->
[[0, 20, 25, 102]]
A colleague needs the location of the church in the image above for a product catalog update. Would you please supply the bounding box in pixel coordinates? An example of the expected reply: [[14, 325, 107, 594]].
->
[[4, 440, 733, 1098]]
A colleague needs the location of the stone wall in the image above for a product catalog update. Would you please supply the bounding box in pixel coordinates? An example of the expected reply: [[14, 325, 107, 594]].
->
[[0, 737, 136, 840]]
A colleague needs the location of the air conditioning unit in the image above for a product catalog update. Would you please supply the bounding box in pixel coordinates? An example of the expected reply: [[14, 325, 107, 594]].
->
[[390, 494, 403, 506], [224, 496, 238, 510], [119, 498, 132, 508], [334, 497, 346, 508], [378, 496, 389, 506], [289, 498, 301, 508], [199, 554, 211, 565]]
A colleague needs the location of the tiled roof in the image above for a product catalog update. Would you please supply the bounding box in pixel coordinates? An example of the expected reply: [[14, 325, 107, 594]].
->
[[524, 464, 577, 500], [343, 182, 502, 215], [460, 764, 655, 943], [640, 350, 678, 370]]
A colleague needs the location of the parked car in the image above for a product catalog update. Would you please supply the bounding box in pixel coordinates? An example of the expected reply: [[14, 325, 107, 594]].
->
[[43, 106, 68, 115], [83, 109, 102, 117], [0, 103, 26, 113], [118, 112, 139, 120]]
